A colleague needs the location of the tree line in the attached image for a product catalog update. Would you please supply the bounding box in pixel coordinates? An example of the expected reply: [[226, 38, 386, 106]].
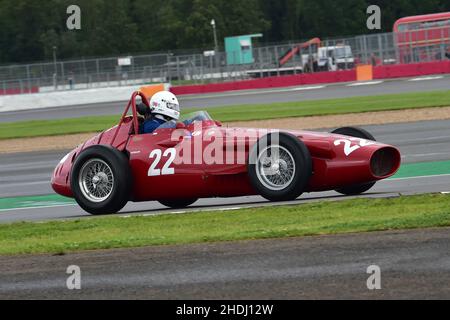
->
[[0, 0, 448, 64]]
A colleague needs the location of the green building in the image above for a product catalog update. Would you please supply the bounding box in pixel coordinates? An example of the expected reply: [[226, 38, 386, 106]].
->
[[224, 34, 263, 65]]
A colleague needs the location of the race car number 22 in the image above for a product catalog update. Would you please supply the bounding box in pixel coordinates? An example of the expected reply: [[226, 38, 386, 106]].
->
[[334, 138, 375, 156], [148, 148, 176, 176]]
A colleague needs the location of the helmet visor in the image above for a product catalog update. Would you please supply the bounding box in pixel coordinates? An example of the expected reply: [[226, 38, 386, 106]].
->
[[166, 102, 180, 112]]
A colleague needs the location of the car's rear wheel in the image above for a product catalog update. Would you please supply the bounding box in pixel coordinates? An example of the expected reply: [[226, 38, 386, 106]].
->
[[71, 145, 131, 215], [331, 127, 377, 195], [158, 198, 198, 209], [248, 132, 312, 201]]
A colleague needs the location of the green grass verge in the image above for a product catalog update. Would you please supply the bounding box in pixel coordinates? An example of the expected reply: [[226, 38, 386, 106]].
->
[[1, 193, 449, 256], [1, 90, 449, 140], [209, 89, 450, 122], [0, 115, 119, 139]]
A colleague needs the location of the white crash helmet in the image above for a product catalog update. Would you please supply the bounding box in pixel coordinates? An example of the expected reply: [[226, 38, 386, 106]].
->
[[149, 91, 180, 121]]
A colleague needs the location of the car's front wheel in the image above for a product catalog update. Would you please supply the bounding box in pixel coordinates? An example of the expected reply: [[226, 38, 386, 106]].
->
[[71, 145, 131, 215]]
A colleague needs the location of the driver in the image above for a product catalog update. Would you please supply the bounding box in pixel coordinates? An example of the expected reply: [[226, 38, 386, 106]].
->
[[141, 91, 181, 134]]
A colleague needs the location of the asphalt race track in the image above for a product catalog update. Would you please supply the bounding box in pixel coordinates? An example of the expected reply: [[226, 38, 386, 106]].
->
[[1, 227, 449, 299], [1, 118, 450, 223], [1, 76, 450, 122]]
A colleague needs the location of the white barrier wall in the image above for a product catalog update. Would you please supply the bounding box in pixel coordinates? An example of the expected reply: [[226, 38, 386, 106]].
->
[[0, 84, 170, 113]]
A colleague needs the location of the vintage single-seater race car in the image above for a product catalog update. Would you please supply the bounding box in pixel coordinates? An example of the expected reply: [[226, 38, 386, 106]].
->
[[51, 91, 401, 215]]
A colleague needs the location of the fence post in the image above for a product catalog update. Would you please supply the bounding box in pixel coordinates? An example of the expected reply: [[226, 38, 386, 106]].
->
[[83, 58, 88, 85], [176, 56, 181, 82], [364, 35, 369, 65], [258, 47, 263, 78], [96, 59, 100, 86], [275, 46, 280, 77], [394, 32, 399, 64], [131, 57, 135, 84], [166, 53, 171, 83], [200, 54, 204, 83], [26, 64, 31, 94], [308, 42, 313, 72], [378, 34, 383, 65], [61, 62, 65, 89], [52, 73, 57, 91], [209, 55, 213, 82], [291, 44, 296, 74], [219, 52, 224, 82]]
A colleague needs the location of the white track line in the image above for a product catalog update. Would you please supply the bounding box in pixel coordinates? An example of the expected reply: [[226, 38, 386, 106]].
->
[[0, 203, 76, 213], [408, 76, 444, 82], [347, 81, 384, 86], [288, 85, 326, 91], [388, 173, 450, 182]]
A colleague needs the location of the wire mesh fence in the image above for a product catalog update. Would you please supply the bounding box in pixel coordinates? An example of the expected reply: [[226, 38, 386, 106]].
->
[[0, 27, 449, 94]]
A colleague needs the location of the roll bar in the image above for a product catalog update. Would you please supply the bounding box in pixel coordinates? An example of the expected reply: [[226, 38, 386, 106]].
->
[[111, 91, 150, 146]]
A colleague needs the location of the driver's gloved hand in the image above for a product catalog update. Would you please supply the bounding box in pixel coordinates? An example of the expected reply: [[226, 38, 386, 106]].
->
[[137, 103, 151, 118]]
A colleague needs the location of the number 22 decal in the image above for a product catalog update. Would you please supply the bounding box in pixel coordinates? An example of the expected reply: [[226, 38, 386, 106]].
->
[[148, 148, 176, 176], [334, 138, 375, 156]]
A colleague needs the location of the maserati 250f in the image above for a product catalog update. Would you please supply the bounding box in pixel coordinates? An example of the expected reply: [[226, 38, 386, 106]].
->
[[52, 92, 401, 215]]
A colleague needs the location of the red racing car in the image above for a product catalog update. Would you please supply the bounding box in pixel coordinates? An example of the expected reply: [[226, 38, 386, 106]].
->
[[51, 91, 401, 215]]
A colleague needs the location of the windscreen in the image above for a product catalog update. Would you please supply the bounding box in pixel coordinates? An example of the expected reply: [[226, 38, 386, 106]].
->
[[180, 111, 213, 126], [155, 111, 213, 130]]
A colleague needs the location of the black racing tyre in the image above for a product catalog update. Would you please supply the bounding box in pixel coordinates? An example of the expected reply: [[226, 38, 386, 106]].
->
[[70, 145, 131, 215], [331, 126, 377, 195], [331, 126, 375, 141], [158, 198, 198, 209], [248, 132, 312, 201]]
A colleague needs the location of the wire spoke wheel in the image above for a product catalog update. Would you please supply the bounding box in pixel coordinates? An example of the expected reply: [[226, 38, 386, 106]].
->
[[248, 133, 312, 202], [71, 146, 131, 215], [256, 145, 296, 191], [78, 158, 114, 203]]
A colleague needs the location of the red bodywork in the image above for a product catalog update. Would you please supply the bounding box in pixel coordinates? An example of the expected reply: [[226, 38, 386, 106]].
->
[[52, 92, 401, 201]]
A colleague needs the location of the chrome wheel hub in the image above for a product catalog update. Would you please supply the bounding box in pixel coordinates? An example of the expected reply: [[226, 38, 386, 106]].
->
[[256, 146, 296, 191], [78, 159, 114, 203]]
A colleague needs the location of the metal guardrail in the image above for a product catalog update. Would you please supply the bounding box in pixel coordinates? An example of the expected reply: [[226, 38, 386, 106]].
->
[[0, 28, 449, 94]]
